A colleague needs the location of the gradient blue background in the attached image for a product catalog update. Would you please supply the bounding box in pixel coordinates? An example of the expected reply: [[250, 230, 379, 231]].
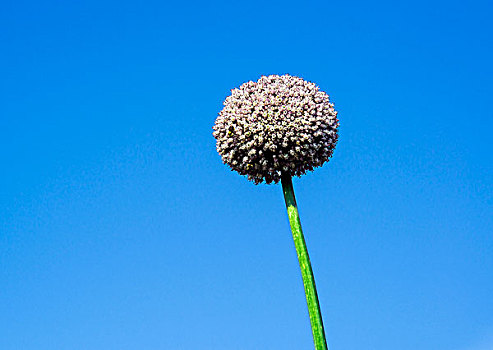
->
[[1, 1, 492, 349]]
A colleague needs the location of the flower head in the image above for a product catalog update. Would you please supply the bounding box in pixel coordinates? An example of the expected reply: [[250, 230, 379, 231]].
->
[[213, 74, 339, 184]]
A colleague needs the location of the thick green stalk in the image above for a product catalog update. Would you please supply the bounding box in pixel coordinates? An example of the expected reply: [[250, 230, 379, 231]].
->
[[281, 174, 328, 350]]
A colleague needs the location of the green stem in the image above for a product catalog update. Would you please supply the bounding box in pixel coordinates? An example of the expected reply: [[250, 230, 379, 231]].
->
[[281, 174, 328, 350]]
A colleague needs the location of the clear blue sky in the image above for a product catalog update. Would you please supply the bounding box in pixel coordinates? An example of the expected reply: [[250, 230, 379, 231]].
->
[[1, 1, 492, 349]]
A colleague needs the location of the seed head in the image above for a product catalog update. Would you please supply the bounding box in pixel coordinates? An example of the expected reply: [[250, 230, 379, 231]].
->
[[213, 74, 339, 184]]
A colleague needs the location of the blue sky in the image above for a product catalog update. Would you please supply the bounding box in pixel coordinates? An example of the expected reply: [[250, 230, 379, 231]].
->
[[1, 0, 492, 349]]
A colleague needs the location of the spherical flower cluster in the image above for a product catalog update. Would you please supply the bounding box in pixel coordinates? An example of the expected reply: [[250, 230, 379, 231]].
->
[[213, 74, 339, 184]]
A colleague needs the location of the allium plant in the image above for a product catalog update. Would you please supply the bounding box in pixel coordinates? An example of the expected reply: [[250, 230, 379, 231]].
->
[[213, 74, 339, 350], [214, 74, 338, 184]]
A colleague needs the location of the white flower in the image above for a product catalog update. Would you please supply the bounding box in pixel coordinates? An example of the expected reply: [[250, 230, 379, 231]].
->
[[213, 74, 339, 184]]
